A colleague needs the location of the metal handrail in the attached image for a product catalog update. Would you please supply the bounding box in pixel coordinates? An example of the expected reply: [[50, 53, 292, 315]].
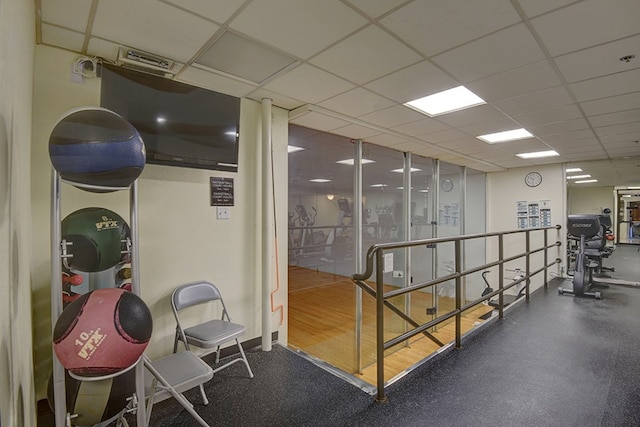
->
[[351, 224, 562, 402]]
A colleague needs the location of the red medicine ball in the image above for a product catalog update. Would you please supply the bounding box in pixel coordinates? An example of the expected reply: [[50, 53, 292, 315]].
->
[[53, 288, 152, 377]]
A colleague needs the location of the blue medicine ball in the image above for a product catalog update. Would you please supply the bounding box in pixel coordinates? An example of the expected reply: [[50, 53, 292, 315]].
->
[[49, 107, 145, 192]]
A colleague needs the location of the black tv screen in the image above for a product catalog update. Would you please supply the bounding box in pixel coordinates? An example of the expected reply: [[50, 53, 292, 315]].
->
[[100, 65, 240, 172]]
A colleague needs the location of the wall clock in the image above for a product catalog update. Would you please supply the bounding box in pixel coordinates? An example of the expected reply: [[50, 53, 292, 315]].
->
[[525, 171, 542, 187], [441, 179, 454, 192]]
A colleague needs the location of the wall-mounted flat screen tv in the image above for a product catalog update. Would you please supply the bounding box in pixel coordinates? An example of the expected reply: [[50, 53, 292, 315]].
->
[[100, 64, 240, 172]]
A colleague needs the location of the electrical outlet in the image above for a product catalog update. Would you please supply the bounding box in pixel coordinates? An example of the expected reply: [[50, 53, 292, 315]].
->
[[216, 207, 230, 219], [393, 270, 404, 278]]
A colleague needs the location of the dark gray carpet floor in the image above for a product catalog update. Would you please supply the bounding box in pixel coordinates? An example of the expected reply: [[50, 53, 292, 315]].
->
[[143, 280, 640, 427]]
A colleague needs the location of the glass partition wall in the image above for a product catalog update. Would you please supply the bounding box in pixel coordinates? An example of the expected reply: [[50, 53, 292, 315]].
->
[[287, 125, 487, 385]]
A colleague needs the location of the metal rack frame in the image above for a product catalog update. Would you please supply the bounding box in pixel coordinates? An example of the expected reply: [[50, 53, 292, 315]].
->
[[50, 170, 147, 427]]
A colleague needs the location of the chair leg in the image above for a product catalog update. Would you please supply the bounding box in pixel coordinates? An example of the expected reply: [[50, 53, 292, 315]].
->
[[215, 345, 221, 364], [199, 384, 209, 405], [236, 339, 254, 378], [143, 357, 211, 427]]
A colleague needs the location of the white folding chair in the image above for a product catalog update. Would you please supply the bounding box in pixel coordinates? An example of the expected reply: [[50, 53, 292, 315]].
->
[[143, 352, 213, 427], [172, 281, 254, 380]]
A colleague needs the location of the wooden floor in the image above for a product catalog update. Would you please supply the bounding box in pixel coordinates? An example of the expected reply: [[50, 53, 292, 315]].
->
[[288, 265, 493, 385]]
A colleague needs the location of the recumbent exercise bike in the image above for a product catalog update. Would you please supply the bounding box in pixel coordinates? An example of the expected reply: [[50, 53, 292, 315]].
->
[[558, 214, 610, 299]]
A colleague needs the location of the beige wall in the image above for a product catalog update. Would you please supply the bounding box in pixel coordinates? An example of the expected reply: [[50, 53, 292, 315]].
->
[[31, 45, 288, 400], [0, 0, 36, 424], [567, 186, 614, 215], [486, 165, 567, 289]]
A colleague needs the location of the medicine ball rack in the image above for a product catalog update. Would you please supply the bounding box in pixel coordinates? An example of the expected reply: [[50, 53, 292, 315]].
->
[[50, 171, 148, 427]]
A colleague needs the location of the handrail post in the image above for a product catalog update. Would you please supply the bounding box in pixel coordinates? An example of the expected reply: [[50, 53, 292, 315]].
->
[[525, 230, 531, 301], [375, 249, 387, 403], [498, 235, 504, 319], [454, 240, 462, 349], [544, 230, 548, 288]]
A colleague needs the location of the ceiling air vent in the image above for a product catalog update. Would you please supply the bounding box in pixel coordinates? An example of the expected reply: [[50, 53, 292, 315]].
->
[[116, 47, 176, 77]]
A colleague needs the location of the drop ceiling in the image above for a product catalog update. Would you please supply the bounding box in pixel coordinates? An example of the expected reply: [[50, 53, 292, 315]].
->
[[37, 0, 640, 187]]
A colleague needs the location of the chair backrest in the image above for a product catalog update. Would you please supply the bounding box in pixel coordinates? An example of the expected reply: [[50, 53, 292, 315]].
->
[[172, 281, 223, 312]]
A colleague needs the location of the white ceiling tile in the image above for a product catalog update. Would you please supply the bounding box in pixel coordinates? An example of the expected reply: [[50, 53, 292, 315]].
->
[[530, 118, 589, 136], [493, 86, 574, 116], [245, 88, 305, 110], [517, 0, 577, 18], [392, 118, 450, 136], [581, 92, 640, 117], [163, 0, 247, 23], [570, 68, 640, 102], [458, 117, 523, 136], [365, 133, 410, 147], [432, 24, 546, 83], [531, 0, 640, 56], [488, 139, 549, 154], [310, 25, 422, 85], [359, 105, 427, 128], [195, 31, 298, 83], [41, 0, 92, 32], [542, 129, 597, 143], [263, 64, 356, 104], [41, 25, 85, 52], [554, 34, 640, 83], [289, 111, 351, 131], [177, 66, 257, 98], [604, 140, 640, 150], [380, 0, 521, 56], [589, 109, 640, 128], [318, 88, 395, 118], [595, 122, 640, 137], [229, 0, 368, 59], [553, 139, 602, 151], [365, 60, 458, 103], [600, 131, 640, 144], [391, 140, 433, 153], [436, 139, 489, 154], [565, 151, 607, 161], [420, 129, 468, 144], [515, 104, 583, 128], [467, 61, 562, 102], [92, 0, 220, 63], [331, 124, 381, 139], [86, 38, 122, 61], [437, 104, 508, 128], [345, 0, 408, 18]]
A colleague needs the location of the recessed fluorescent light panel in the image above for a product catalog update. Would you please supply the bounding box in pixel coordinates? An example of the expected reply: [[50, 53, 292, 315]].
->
[[516, 150, 559, 159], [336, 158, 375, 165], [404, 86, 485, 117], [567, 174, 591, 179], [478, 128, 533, 144], [566, 168, 582, 173], [309, 178, 331, 183], [391, 167, 422, 173], [369, 184, 388, 188], [575, 179, 598, 184], [288, 145, 304, 153]]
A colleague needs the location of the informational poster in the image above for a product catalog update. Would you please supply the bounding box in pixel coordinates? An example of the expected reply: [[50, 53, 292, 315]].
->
[[439, 202, 460, 227], [517, 200, 552, 229], [539, 200, 552, 227], [516, 201, 528, 229], [210, 177, 234, 206], [528, 202, 540, 228]]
